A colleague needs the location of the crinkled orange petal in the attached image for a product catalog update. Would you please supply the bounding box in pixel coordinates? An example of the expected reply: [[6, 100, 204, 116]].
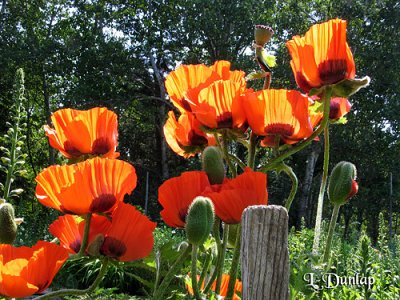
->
[[245, 89, 313, 145], [193, 80, 245, 129], [103, 203, 156, 262], [0, 242, 68, 298], [22, 241, 69, 293], [44, 107, 119, 159], [206, 168, 267, 224], [287, 19, 356, 92], [158, 171, 211, 228], [164, 111, 214, 158], [211, 60, 246, 85], [49, 215, 82, 253], [0, 272, 38, 298], [165, 64, 220, 112], [36, 157, 137, 214]]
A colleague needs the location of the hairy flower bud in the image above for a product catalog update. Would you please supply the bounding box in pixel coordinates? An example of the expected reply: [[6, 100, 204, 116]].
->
[[202, 146, 225, 185], [254, 25, 274, 47], [185, 196, 215, 245], [328, 161, 358, 206], [0, 203, 17, 244]]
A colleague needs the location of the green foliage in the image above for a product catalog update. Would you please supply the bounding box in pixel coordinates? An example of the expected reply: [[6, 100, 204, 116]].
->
[[289, 224, 400, 299]]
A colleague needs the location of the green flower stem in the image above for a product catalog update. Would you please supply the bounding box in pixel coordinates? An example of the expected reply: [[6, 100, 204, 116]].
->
[[259, 87, 332, 173], [191, 245, 202, 300], [228, 154, 246, 171], [322, 204, 341, 264], [153, 244, 192, 300], [222, 131, 237, 178], [198, 250, 212, 290], [225, 225, 241, 300], [204, 218, 224, 294], [248, 131, 257, 169], [35, 258, 109, 300], [312, 122, 330, 254], [215, 224, 229, 294], [78, 213, 92, 257], [280, 163, 298, 212]]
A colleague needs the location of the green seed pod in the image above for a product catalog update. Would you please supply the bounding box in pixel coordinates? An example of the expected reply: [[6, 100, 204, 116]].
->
[[0, 203, 17, 244], [254, 25, 274, 47], [328, 161, 358, 206], [87, 234, 105, 256], [185, 197, 215, 246], [202, 146, 225, 185]]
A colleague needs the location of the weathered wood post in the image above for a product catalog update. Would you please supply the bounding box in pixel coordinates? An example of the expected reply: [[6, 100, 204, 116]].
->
[[241, 205, 289, 300]]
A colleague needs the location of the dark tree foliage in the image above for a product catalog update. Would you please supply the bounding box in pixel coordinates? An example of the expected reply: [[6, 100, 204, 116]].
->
[[0, 0, 398, 243]]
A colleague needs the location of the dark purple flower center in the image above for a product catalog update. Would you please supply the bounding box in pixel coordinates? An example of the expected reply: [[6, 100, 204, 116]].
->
[[318, 59, 348, 85], [264, 123, 294, 137], [92, 137, 112, 155], [100, 237, 127, 259], [90, 194, 117, 213]]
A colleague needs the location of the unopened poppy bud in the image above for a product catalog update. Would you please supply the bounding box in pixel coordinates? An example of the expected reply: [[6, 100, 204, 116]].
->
[[202, 146, 225, 185], [185, 196, 215, 246], [0, 203, 17, 244], [254, 25, 274, 47], [328, 161, 358, 206], [87, 234, 105, 256]]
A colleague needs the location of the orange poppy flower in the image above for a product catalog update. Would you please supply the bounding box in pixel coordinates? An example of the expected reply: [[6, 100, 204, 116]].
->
[[158, 171, 213, 228], [49, 214, 111, 254], [101, 202, 156, 262], [165, 61, 246, 113], [244, 89, 313, 147], [286, 19, 355, 93], [44, 107, 119, 159], [205, 168, 268, 224], [49, 203, 156, 262], [0, 241, 68, 298], [35, 157, 137, 215], [164, 111, 216, 157], [186, 274, 242, 299], [190, 80, 248, 129]]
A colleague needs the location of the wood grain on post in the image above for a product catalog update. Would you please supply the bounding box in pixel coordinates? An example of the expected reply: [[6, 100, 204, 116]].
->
[[241, 205, 289, 300]]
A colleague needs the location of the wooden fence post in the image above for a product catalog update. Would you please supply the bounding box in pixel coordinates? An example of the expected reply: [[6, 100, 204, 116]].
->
[[241, 205, 289, 300]]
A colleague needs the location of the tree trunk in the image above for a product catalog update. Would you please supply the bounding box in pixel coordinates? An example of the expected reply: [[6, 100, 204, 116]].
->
[[149, 53, 169, 180], [298, 141, 321, 228], [241, 205, 289, 300], [42, 70, 55, 165]]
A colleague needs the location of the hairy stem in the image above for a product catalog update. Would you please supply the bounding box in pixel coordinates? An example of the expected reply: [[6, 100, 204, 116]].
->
[[225, 225, 241, 300], [78, 213, 92, 257], [153, 244, 192, 299], [323, 204, 341, 264], [191, 245, 202, 299], [281, 163, 298, 212]]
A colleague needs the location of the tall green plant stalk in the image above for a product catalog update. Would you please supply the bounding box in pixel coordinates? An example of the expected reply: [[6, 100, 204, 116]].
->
[[1, 68, 27, 202], [312, 117, 331, 254]]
